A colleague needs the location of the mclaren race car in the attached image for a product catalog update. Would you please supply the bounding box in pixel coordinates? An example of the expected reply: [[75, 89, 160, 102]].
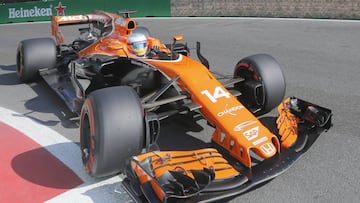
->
[[16, 10, 332, 203]]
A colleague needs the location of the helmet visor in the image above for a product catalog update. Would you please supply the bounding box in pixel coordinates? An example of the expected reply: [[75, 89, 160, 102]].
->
[[131, 41, 147, 56]]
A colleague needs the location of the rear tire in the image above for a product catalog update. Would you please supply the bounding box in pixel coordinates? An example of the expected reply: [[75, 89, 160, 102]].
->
[[234, 54, 286, 116], [80, 86, 145, 178], [16, 38, 57, 83]]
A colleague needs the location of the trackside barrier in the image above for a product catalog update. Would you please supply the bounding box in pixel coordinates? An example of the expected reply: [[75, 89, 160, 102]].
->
[[170, 0, 360, 20], [0, 0, 170, 24]]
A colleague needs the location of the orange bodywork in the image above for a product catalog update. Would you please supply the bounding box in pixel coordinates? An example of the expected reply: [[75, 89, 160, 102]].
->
[[146, 57, 281, 167], [133, 148, 240, 180], [51, 11, 281, 168], [131, 148, 241, 202], [276, 98, 299, 148]]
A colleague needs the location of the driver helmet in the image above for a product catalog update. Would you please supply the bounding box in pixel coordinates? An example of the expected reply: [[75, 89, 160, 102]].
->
[[128, 33, 148, 56]]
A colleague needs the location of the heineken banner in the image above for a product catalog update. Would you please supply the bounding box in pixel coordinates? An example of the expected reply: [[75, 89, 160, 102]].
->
[[0, 0, 170, 24]]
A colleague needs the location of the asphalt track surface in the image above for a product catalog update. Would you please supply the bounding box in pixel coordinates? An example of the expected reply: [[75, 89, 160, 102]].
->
[[0, 18, 359, 202]]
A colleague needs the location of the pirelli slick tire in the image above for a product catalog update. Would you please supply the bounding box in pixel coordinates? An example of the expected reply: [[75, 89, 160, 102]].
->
[[16, 38, 57, 83], [234, 54, 286, 116], [80, 86, 145, 178]]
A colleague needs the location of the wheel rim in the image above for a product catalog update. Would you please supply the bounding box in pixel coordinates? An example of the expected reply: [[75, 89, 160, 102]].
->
[[236, 63, 262, 82], [236, 63, 265, 107]]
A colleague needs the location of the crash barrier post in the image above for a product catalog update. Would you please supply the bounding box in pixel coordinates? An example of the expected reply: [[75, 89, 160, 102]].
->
[[0, 0, 171, 24]]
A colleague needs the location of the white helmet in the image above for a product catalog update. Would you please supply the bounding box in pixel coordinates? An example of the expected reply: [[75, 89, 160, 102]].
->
[[128, 33, 148, 56]]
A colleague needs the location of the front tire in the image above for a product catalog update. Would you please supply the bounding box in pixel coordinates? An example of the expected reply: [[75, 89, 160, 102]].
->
[[234, 54, 286, 116], [80, 86, 145, 178], [16, 38, 57, 83]]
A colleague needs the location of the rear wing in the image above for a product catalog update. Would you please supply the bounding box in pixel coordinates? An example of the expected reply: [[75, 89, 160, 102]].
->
[[51, 10, 138, 45], [51, 11, 114, 45]]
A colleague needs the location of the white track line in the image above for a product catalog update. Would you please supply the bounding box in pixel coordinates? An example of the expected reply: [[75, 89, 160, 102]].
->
[[0, 107, 131, 203]]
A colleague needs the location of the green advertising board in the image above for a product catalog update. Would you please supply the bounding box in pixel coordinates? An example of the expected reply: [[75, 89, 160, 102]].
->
[[0, 0, 170, 24]]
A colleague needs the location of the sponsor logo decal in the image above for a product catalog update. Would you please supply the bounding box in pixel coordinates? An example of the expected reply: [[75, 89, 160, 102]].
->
[[242, 126, 259, 141], [233, 120, 257, 131], [55, 2, 66, 16], [252, 136, 268, 145], [8, 2, 66, 19], [9, 6, 52, 18], [217, 104, 244, 117], [201, 86, 230, 103], [260, 143, 275, 155]]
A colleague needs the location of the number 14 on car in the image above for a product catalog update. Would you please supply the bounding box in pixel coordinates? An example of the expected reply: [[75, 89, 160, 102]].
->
[[201, 86, 231, 103]]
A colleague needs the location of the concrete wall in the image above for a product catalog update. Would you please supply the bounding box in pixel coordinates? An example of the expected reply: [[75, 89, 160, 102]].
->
[[171, 0, 360, 20]]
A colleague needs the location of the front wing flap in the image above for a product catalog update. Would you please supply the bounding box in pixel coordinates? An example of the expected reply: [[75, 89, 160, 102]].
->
[[123, 97, 332, 202]]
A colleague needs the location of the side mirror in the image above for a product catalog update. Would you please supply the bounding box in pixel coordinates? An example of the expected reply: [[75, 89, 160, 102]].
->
[[172, 35, 184, 45], [170, 35, 185, 59]]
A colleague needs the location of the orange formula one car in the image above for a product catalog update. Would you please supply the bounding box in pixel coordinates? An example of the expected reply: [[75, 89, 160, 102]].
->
[[17, 10, 332, 202]]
